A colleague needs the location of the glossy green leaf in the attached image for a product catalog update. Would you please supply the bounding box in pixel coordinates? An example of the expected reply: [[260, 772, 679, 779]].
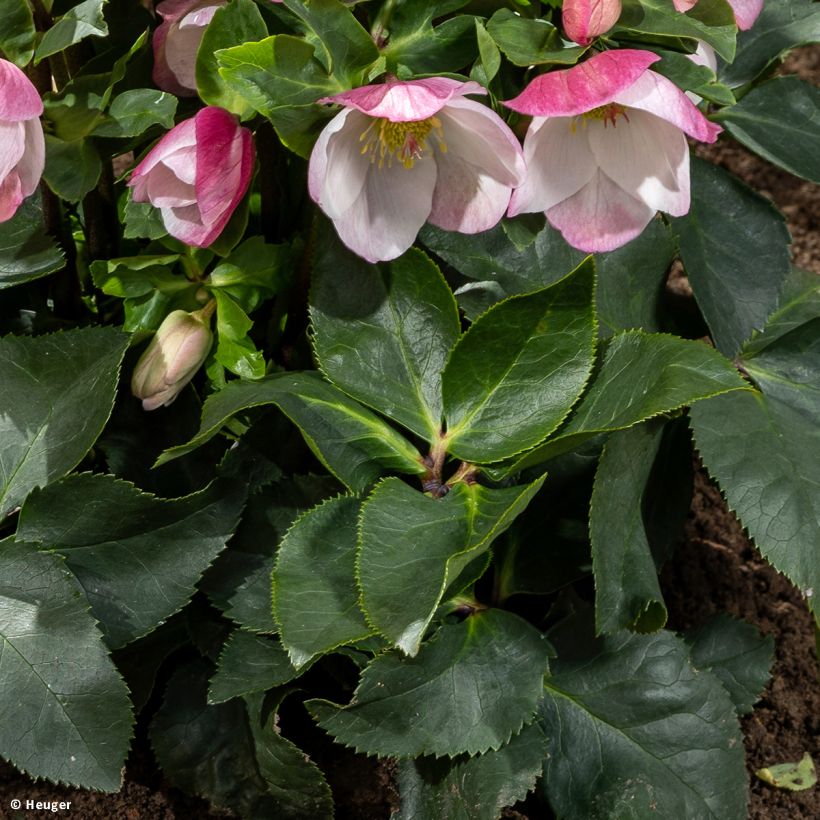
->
[[274, 495, 373, 668], [756, 753, 817, 792], [504, 331, 749, 475], [394, 722, 548, 820], [616, 0, 737, 61], [36, 0, 109, 62], [209, 631, 301, 704], [91, 89, 177, 138], [717, 77, 820, 183], [196, 0, 268, 119], [442, 259, 596, 463], [123, 196, 168, 241], [311, 236, 460, 440], [213, 290, 266, 380], [686, 614, 774, 715], [720, 0, 820, 87], [651, 49, 735, 105], [0, 326, 128, 517], [540, 627, 747, 820], [472, 19, 501, 85], [486, 9, 584, 66], [17, 475, 246, 648], [43, 135, 102, 202], [0, 195, 64, 290], [591, 421, 670, 635], [674, 157, 791, 356], [308, 609, 551, 758], [0, 540, 133, 790], [358, 476, 544, 655], [158, 373, 425, 492], [0, 0, 36, 65]]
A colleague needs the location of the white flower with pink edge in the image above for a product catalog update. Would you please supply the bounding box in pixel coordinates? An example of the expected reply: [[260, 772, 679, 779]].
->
[[504, 49, 722, 253], [308, 78, 525, 263]]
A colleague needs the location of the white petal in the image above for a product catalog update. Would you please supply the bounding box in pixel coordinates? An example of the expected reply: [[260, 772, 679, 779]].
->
[[0, 121, 26, 183], [428, 151, 511, 234], [546, 169, 656, 253], [320, 110, 372, 219], [147, 162, 197, 207], [586, 109, 690, 215], [331, 156, 436, 263], [164, 23, 204, 91], [161, 144, 197, 185], [508, 116, 597, 216], [16, 119, 45, 197]]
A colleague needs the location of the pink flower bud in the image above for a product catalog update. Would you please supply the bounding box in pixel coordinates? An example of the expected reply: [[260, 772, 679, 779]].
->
[[563, 0, 622, 46], [0, 59, 45, 223], [131, 304, 215, 411], [128, 106, 254, 248], [152, 0, 225, 96]]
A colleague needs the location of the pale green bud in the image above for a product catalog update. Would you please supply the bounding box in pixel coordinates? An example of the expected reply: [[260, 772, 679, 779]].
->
[[131, 303, 215, 411]]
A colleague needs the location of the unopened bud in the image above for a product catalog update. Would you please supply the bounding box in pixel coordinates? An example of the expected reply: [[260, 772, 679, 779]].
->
[[131, 303, 215, 411]]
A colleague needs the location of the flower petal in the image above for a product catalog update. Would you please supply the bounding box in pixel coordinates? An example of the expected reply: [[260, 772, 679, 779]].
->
[[438, 96, 525, 187], [130, 117, 198, 187], [504, 49, 659, 117], [586, 109, 690, 216], [331, 157, 437, 263], [508, 117, 597, 217], [317, 110, 372, 219], [672, 0, 698, 10], [563, 0, 623, 46], [161, 202, 208, 245], [324, 78, 485, 122], [147, 162, 197, 208], [163, 21, 205, 93], [0, 120, 26, 184], [728, 0, 763, 30], [0, 59, 44, 121], [613, 70, 722, 142], [0, 171, 23, 223], [16, 119, 45, 197], [546, 169, 656, 252]]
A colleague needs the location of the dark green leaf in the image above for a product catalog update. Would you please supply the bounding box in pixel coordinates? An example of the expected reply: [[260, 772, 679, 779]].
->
[[213, 290, 266, 379], [394, 722, 548, 820], [504, 331, 749, 475], [17, 475, 246, 648], [651, 48, 735, 105], [196, 0, 268, 119], [540, 627, 747, 820], [616, 0, 737, 61], [43, 134, 102, 202], [358, 477, 544, 655], [0, 194, 64, 290], [274, 495, 373, 668], [686, 614, 774, 714], [720, 0, 820, 87], [158, 373, 426, 493], [209, 631, 301, 704], [308, 609, 551, 758], [35, 0, 109, 62], [0, 326, 129, 517], [717, 77, 820, 183], [673, 157, 792, 356], [311, 235, 460, 440], [123, 196, 168, 241], [0, 540, 133, 790], [0, 0, 36, 65], [486, 9, 584, 66], [442, 259, 597, 463], [472, 19, 501, 85], [91, 89, 177, 138]]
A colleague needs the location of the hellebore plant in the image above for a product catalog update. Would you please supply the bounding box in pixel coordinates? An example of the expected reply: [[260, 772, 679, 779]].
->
[[128, 106, 254, 247], [1, 1, 818, 820], [505, 49, 722, 252], [309, 78, 525, 262], [673, 0, 763, 30]]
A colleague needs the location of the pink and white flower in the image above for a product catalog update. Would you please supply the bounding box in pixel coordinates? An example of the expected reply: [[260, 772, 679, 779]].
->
[[152, 0, 225, 96], [308, 78, 525, 263], [0, 59, 45, 223], [129, 106, 254, 248], [563, 0, 622, 46], [673, 0, 763, 31], [504, 49, 722, 253]]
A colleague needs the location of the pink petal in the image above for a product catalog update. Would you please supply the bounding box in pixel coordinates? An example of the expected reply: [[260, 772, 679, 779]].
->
[[129, 117, 198, 197], [546, 170, 656, 252], [613, 70, 722, 143], [179, 3, 221, 27], [316, 109, 371, 219], [331, 157, 437, 262], [0, 59, 44, 121], [152, 22, 195, 97], [563, 0, 623, 46], [160, 202, 208, 245], [323, 78, 486, 122], [152, 0, 217, 95], [586, 109, 690, 216], [155, 0, 202, 24], [728, 0, 763, 30], [504, 49, 659, 117], [508, 117, 597, 217], [673, 0, 698, 10], [428, 152, 512, 234], [438, 96, 525, 187], [162, 23, 204, 93], [17, 119, 45, 197], [147, 162, 197, 208], [0, 121, 26, 184], [0, 171, 23, 223]]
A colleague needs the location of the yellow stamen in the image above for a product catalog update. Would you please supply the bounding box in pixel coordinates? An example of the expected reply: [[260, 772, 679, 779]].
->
[[359, 116, 446, 169], [570, 103, 630, 133]]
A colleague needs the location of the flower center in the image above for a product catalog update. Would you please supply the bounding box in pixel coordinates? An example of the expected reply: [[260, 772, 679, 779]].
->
[[571, 103, 629, 133], [360, 116, 447, 169]]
